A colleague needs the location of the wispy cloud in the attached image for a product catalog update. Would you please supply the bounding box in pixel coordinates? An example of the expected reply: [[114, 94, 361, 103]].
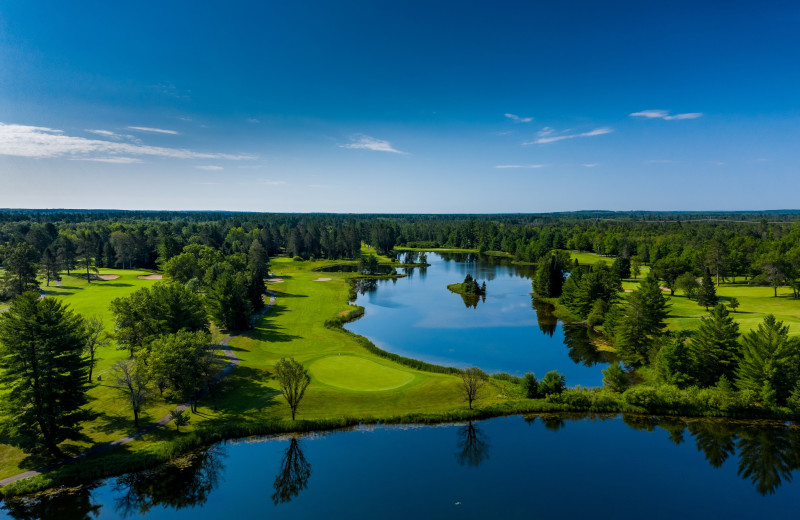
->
[[505, 113, 533, 123], [196, 165, 223, 170], [86, 129, 140, 142], [537, 127, 555, 137], [340, 134, 406, 154], [258, 179, 287, 185], [0, 123, 255, 161], [247, 118, 260, 124], [707, 160, 725, 166], [127, 126, 179, 135], [630, 109, 703, 120], [525, 127, 613, 145], [583, 163, 599, 168], [74, 156, 143, 164], [494, 164, 546, 169]]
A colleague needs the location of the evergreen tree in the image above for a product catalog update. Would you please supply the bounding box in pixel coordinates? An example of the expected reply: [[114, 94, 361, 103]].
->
[[39, 247, 60, 287], [533, 253, 566, 298], [56, 234, 77, 275], [76, 229, 99, 283], [0, 293, 88, 456], [736, 314, 800, 404], [206, 272, 254, 330], [614, 275, 670, 366], [697, 270, 718, 311], [655, 334, 694, 387], [688, 304, 741, 386], [1, 243, 40, 298]]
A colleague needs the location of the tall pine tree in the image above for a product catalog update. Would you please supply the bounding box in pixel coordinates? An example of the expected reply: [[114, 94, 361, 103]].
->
[[688, 303, 740, 386], [0, 293, 88, 456]]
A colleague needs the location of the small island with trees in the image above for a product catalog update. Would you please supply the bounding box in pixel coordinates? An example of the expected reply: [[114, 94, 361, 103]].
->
[[447, 273, 486, 308]]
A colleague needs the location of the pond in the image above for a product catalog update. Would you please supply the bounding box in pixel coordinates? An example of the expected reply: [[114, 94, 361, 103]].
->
[[4, 414, 800, 519], [346, 252, 610, 386]]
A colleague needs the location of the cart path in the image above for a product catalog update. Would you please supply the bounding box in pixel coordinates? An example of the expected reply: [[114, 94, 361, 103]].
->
[[0, 291, 277, 488]]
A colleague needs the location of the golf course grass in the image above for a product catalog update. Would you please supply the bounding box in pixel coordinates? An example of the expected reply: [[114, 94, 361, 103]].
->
[[309, 355, 415, 391]]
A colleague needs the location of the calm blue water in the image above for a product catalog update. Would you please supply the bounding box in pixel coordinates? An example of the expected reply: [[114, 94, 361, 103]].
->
[[4, 414, 800, 519], [346, 252, 610, 386]]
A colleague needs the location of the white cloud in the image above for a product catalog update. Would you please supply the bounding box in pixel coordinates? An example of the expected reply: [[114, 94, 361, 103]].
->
[[340, 134, 406, 154], [74, 156, 143, 164], [537, 127, 555, 137], [494, 164, 546, 169], [583, 163, 598, 168], [127, 126, 179, 135], [86, 129, 140, 143], [630, 109, 703, 120], [505, 113, 533, 123], [247, 118, 260, 124], [196, 165, 224, 170], [0, 123, 255, 161], [707, 160, 725, 166], [525, 127, 613, 145]]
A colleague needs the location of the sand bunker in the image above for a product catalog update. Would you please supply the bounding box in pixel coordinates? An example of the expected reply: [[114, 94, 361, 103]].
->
[[659, 286, 671, 293], [267, 278, 284, 283], [313, 277, 332, 282], [137, 274, 163, 280], [81, 273, 120, 281], [623, 289, 633, 293]]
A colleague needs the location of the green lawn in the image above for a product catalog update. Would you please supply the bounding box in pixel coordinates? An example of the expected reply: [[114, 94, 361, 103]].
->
[[0, 268, 208, 480]]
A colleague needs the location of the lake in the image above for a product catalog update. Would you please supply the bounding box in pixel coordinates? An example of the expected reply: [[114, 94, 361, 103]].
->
[[346, 252, 610, 386], [4, 414, 800, 519]]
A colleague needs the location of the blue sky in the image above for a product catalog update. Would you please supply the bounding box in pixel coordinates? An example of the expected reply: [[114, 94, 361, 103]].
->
[[1, 1, 798, 212]]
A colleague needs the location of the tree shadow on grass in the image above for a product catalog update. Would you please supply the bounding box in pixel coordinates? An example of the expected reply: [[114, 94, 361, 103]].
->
[[214, 366, 281, 417]]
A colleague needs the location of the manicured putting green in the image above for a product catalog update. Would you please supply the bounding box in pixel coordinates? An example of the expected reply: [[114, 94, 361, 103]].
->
[[309, 355, 414, 391]]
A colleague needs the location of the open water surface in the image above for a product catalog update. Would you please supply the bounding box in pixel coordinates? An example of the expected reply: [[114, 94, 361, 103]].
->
[[346, 252, 610, 386], [3, 414, 800, 519]]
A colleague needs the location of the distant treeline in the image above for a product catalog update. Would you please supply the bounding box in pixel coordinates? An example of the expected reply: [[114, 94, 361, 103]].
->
[[1, 210, 800, 277]]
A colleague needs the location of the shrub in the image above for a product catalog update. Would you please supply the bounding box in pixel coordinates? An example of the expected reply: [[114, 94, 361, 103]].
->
[[602, 362, 629, 393], [521, 372, 539, 398], [538, 371, 566, 396]]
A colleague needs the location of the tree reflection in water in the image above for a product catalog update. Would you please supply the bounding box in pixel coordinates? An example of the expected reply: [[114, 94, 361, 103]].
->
[[272, 437, 312, 505], [561, 323, 610, 367], [1, 485, 101, 520], [112, 444, 226, 517], [530, 413, 800, 496], [455, 421, 490, 467], [532, 299, 558, 338]]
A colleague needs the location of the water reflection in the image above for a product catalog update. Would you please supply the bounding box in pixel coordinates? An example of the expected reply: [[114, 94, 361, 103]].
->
[[272, 437, 312, 505], [454, 422, 490, 467], [532, 299, 558, 337], [350, 278, 378, 298], [561, 324, 611, 367], [112, 444, 226, 517], [1, 485, 101, 520], [530, 413, 800, 496]]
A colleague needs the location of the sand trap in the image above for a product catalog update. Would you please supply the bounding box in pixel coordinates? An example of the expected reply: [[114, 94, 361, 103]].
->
[[267, 278, 284, 283], [313, 277, 332, 282], [81, 273, 120, 281], [623, 289, 633, 293], [659, 286, 671, 293], [137, 274, 163, 280]]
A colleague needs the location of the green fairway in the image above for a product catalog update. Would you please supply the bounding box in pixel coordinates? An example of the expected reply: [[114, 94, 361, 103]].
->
[[309, 355, 415, 391]]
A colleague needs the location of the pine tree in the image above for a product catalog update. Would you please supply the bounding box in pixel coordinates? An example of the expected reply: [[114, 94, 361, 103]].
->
[[39, 247, 60, 287], [614, 275, 670, 366], [688, 303, 741, 386], [736, 314, 800, 404], [697, 270, 718, 311], [0, 293, 88, 456], [1, 243, 40, 298]]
